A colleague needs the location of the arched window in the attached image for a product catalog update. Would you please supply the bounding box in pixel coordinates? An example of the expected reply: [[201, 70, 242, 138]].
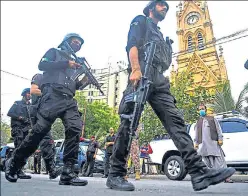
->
[[188, 36, 193, 52], [198, 33, 204, 50]]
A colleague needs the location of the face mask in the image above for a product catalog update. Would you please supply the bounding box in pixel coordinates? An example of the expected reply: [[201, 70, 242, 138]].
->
[[70, 42, 81, 53], [199, 110, 206, 117]]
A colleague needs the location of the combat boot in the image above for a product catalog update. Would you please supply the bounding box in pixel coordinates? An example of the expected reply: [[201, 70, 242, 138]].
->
[[191, 167, 236, 191], [5, 158, 18, 183], [59, 163, 88, 186], [45, 159, 62, 179], [135, 171, 140, 180], [106, 175, 135, 191], [49, 167, 62, 179], [17, 169, 32, 179]]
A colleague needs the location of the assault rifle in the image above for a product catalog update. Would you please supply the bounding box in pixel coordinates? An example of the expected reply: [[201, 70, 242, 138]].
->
[[63, 41, 104, 95], [26, 105, 34, 129], [120, 42, 156, 153]]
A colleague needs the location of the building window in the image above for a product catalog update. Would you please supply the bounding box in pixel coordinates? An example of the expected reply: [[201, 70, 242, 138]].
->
[[197, 33, 204, 50], [187, 35, 193, 52]]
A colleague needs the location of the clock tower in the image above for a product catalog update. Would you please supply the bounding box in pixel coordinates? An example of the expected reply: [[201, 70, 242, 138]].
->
[[170, 0, 228, 94]]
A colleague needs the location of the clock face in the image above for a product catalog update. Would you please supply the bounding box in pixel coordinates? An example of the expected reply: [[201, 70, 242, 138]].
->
[[185, 12, 200, 25]]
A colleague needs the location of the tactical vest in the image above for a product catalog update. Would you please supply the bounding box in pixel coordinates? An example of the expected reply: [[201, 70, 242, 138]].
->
[[9, 100, 30, 127], [41, 49, 78, 96], [139, 17, 172, 72]]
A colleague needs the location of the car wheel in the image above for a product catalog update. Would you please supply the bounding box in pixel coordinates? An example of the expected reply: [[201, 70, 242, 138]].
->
[[164, 155, 187, 181]]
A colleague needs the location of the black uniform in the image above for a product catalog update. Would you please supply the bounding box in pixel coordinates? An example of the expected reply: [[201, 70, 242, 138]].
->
[[82, 140, 99, 176], [103, 134, 115, 176], [7, 100, 31, 148], [30, 73, 57, 176], [8, 47, 87, 184], [107, 13, 235, 192], [109, 15, 206, 177], [7, 96, 32, 179]]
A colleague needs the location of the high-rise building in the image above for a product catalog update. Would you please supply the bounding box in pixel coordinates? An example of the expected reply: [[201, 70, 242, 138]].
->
[[81, 61, 129, 109]]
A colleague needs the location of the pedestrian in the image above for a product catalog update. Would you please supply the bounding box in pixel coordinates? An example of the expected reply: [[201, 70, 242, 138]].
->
[[102, 128, 116, 178], [140, 142, 149, 175], [106, 0, 235, 191], [5, 33, 89, 186], [194, 104, 233, 183], [7, 88, 32, 179], [33, 149, 41, 174], [82, 136, 99, 177], [127, 137, 141, 180], [29, 73, 62, 179]]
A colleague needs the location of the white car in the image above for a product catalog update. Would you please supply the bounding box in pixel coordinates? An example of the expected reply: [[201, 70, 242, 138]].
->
[[149, 116, 248, 180]]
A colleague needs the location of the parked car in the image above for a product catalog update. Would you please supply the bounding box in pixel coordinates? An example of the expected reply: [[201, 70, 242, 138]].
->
[[55, 139, 104, 174], [149, 114, 248, 181]]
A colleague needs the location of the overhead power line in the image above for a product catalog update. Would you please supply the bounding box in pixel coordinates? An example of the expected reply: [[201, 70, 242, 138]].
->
[[1, 27, 248, 82], [1, 69, 31, 81]]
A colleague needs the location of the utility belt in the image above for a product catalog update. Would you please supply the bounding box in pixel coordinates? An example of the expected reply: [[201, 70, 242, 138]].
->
[[42, 84, 73, 99]]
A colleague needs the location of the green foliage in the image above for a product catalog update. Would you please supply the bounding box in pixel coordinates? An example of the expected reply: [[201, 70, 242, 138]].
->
[[170, 72, 213, 124], [209, 81, 248, 114], [208, 81, 235, 113], [84, 101, 120, 144], [235, 82, 248, 113], [139, 104, 166, 145], [75, 91, 120, 146], [51, 119, 65, 140], [1, 120, 11, 145]]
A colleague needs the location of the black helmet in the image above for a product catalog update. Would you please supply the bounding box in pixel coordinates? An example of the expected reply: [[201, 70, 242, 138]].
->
[[58, 33, 84, 48], [143, 0, 169, 17], [21, 88, 30, 96]]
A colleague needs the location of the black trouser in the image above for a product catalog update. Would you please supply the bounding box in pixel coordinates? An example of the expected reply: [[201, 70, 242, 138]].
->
[[104, 152, 112, 176], [33, 153, 41, 173], [11, 86, 82, 170], [82, 152, 95, 176], [109, 64, 206, 177], [31, 103, 56, 172], [39, 132, 56, 172], [11, 126, 29, 149]]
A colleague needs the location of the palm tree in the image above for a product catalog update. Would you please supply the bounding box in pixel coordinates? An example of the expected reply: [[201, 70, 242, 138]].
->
[[208, 81, 248, 114]]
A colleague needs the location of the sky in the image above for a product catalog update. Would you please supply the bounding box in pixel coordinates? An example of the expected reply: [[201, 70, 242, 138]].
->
[[1, 1, 248, 122]]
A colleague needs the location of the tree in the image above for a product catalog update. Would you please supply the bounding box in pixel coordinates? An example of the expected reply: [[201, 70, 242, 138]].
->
[[75, 91, 120, 146], [209, 81, 248, 114], [139, 104, 166, 145], [51, 119, 65, 140], [170, 72, 213, 124], [244, 97, 248, 118], [84, 101, 120, 146], [1, 120, 11, 145]]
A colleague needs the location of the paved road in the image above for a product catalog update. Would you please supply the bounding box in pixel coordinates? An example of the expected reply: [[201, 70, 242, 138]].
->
[[1, 173, 248, 196]]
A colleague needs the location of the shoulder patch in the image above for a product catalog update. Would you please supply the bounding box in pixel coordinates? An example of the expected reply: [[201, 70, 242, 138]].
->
[[41, 57, 49, 62], [131, 21, 139, 26]]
